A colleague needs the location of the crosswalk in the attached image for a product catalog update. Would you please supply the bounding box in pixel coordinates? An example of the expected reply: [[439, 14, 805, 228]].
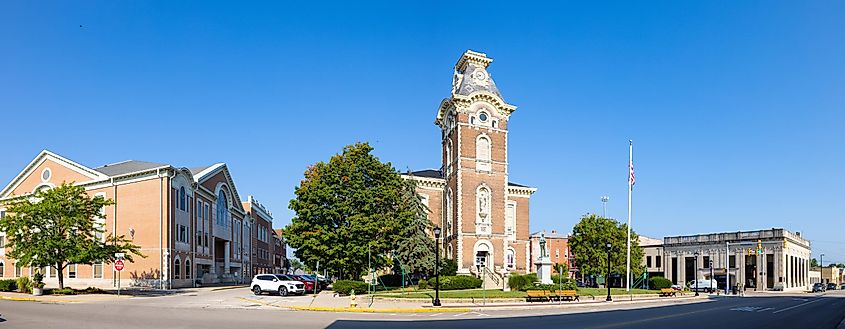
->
[[730, 306, 774, 312]]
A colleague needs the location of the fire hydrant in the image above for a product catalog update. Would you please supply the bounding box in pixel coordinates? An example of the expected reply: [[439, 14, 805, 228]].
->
[[349, 290, 357, 308]]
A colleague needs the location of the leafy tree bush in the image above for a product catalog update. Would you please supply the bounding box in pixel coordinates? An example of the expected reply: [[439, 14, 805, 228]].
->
[[49, 288, 77, 295], [508, 273, 539, 291], [0, 184, 144, 289], [0, 279, 17, 292], [417, 279, 428, 289], [551, 277, 578, 290], [649, 276, 672, 289], [17, 276, 32, 294], [569, 214, 644, 279], [332, 280, 369, 296], [439, 276, 482, 290], [439, 258, 458, 277], [285, 143, 419, 280]]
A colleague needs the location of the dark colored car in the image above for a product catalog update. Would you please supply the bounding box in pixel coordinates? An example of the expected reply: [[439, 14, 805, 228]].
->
[[827, 283, 838, 291], [812, 283, 826, 292], [298, 274, 330, 291]]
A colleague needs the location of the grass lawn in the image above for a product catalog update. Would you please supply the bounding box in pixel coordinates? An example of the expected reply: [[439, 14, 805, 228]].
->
[[374, 287, 657, 299]]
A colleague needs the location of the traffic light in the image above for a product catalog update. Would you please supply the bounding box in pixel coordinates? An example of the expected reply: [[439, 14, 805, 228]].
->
[[757, 240, 763, 255]]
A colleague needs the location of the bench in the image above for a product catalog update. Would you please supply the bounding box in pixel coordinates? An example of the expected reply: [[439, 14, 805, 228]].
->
[[659, 288, 676, 297], [553, 290, 579, 302], [526, 290, 550, 302]]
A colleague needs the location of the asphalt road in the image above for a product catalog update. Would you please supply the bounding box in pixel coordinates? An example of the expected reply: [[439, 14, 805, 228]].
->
[[1, 291, 843, 329]]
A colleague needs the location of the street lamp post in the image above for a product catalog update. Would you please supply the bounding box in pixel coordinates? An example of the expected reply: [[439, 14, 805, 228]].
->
[[601, 196, 609, 218], [694, 252, 700, 296], [606, 242, 612, 302], [820, 254, 825, 268], [433, 226, 442, 307]]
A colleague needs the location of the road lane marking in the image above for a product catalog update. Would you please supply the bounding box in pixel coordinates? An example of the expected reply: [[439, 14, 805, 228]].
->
[[772, 298, 822, 314], [756, 307, 773, 312]]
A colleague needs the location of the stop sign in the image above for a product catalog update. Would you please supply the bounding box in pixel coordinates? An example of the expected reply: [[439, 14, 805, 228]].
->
[[114, 259, 125, 271]]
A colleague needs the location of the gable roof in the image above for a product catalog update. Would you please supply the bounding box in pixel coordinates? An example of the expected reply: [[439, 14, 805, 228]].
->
[[95, 160, 169, 176], [1, 150, 109, 198]]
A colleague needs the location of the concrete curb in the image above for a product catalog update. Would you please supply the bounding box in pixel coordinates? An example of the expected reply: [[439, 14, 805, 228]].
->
[[287, 306, 473, 313]]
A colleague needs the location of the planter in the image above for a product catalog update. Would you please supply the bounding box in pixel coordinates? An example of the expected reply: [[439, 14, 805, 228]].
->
[[32, 287, 43, 296]]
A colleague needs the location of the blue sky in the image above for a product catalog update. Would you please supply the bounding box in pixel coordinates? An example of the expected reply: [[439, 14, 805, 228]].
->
[[1, 1, 843, 263]]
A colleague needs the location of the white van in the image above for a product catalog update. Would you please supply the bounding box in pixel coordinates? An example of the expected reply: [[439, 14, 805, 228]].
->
[[688, 279, 718, 293]]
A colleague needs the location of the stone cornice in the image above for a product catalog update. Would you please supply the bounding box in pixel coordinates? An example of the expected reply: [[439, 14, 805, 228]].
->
[[507, 186, 537, 197], [401, 174, 445, 189], [455, 50, 493, 71]]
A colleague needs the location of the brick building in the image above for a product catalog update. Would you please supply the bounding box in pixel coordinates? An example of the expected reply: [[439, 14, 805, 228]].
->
[[404, 50, 536, 283], [244, 196, 275, 275], [529, 230, 571, 276], [0, 150, 280, 289]]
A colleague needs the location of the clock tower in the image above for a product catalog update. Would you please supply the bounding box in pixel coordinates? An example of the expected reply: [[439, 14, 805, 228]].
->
[[435, 50, 534, 277]]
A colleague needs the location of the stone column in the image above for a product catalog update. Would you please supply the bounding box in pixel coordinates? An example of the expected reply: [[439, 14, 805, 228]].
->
[[773, 250, 780, 288], [224, 241, 231, 275]]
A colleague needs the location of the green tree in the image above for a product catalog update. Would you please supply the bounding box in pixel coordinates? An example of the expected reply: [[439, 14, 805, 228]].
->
[[569, 214, 644, 280], [810, 258, 819, 268], [0, 183, 144, 289], [284, 143, 416, 280], [394, 179, 436, 276], [554, 262, 569, 275], [288, 258, 304, 274]]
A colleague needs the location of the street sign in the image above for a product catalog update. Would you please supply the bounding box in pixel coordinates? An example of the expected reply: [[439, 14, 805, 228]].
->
[[114, 259, 125, 271], [115, 253, 125, 259]]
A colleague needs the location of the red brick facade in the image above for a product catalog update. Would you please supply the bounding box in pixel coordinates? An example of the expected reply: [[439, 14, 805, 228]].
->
[[405, 51, 536, 278]]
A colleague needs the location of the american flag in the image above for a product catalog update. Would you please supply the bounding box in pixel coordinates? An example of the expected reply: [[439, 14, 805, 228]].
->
[[629, 159, 635, 187]]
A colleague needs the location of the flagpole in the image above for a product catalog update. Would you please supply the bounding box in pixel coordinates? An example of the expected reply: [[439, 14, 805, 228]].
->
[[626, 140, 633, 292]]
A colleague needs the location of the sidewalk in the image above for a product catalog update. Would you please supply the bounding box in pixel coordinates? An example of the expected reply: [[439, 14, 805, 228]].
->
[[255, 290, 708, 313], [0, 291, 132, 303]]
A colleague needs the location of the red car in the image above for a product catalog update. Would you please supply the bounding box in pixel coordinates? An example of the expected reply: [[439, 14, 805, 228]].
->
[[290, 275, 319, 293]]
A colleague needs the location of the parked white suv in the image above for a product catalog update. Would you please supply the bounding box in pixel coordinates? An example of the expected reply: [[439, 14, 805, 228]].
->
[[251, 274, 305, 296]]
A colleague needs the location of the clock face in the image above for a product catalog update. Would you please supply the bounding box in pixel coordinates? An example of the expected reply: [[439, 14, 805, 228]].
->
[[479, 112, 488, 122]]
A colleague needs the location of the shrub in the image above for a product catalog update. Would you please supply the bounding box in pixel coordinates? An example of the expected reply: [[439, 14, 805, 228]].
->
[[508, 273, 540, 291], [332, 280, 368, 296], [17, 276, 32, 294], [33, 272, 45, 289], [439, 259, 458, 277], [418, 279, 428, 290], [649, 276, 672, 289], [49, 288, 77, 295], [439, 275, 482, 290], [0, 279, 17, 292], [551, 277, 578, 290]]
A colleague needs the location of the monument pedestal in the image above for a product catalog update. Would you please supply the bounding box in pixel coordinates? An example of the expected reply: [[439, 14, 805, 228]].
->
[[535, 257, 554, 284]]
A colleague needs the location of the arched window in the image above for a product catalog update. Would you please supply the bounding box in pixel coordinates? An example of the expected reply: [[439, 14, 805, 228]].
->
[[217, 190, 228, 227], [179, 187, 186, 211], [174, 258, 181, 280], [476, 136, 491, 162], [0, 261, 4, 277], [185, 259, 192, 280], [507, 249, 515, 268]]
